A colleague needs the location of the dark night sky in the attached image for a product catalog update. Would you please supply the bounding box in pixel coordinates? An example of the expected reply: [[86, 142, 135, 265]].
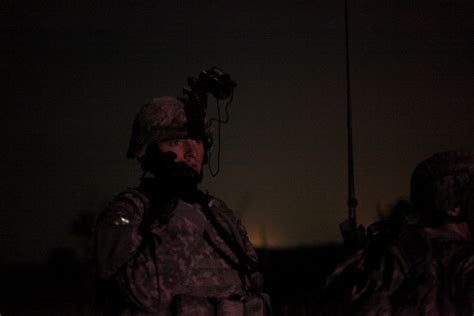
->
[[1, 1, 473, 264]]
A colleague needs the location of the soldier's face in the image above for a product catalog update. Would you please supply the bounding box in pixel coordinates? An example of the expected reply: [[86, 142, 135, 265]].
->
[[158, 138, 205, 172]]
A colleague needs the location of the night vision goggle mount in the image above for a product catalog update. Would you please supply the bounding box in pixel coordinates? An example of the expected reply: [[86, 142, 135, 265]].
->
[[182, 67, 237, 176], [182, 67, 236, 140]]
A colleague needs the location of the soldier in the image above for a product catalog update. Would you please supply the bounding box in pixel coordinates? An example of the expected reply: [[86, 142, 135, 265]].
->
[[95, 97, 270, 315], [324, 150, 474, 315]]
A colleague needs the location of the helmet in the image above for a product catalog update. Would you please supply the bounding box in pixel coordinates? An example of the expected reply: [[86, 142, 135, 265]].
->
[[126, 97, 213, 159], [410, 150, 474, 226]]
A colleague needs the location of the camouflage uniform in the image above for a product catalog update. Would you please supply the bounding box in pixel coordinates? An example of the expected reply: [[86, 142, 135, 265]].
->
[[324, 224, 474, 315], [324, 151, 474, 315], [95, 97, 270, 315]]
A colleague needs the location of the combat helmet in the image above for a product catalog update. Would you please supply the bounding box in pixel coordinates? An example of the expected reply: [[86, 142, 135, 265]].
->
[[410, 150, 474, 226], [127, 96, 213, 159]]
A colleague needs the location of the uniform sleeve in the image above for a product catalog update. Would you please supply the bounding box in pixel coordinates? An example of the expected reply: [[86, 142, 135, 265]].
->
[[351, 247, 405, 316], [95, 193, 208, 312], [236, 218, 259, 264], [458, 254, 474, 314], [208, 197, 259, 262], [116, 201, 208, 310], [238, 218, 266, 292], [323, 241, 408, 316], [95, 191, 147, 280], [208, 197, 264, 292], [95, 190, 162, 312]]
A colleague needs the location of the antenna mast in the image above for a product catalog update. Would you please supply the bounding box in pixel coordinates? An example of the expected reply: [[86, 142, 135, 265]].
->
[[344, 0, 358, 229]]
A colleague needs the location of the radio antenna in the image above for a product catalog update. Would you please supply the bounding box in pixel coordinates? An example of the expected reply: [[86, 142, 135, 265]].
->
[[344, 0, 358, 230]]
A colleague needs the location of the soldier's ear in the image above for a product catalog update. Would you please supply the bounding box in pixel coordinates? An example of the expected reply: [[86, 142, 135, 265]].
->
[[446, 207, 462, 217]]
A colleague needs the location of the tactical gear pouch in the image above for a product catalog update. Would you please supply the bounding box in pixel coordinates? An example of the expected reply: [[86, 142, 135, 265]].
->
[[216, 298, 244, 315], [244, 294, 271, 316], [216, 294, 271, 316], [173, 295, 214, 316], [172, 294, 271, 316]]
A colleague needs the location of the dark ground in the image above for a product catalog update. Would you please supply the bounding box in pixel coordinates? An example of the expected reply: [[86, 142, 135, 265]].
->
[[0, 244, 349, 316]]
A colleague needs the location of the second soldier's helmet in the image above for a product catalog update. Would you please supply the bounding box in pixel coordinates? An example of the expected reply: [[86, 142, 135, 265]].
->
[[410, 150, 474, 226], [126, 96, 213, 159]]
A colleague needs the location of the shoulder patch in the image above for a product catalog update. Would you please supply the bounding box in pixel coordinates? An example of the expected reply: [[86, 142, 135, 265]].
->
[[101, 188, 151, 225]]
